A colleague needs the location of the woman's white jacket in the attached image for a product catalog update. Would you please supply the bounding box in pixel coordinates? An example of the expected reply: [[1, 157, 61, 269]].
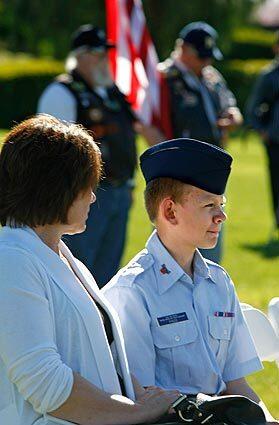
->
[[0, 226, 134, 425]]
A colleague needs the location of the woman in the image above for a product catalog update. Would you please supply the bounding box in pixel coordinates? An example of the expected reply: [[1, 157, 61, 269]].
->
[[0, 115, 178, 425]]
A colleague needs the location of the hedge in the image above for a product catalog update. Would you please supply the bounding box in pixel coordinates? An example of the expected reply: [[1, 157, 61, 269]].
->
[[218, 59, 270, 112], [228, 27, 275, 60], [0, 55, 63, 128], [0, 53, 272, 129]]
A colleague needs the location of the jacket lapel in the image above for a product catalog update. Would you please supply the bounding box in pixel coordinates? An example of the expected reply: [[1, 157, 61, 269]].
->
[[61, 242, 135, 400]]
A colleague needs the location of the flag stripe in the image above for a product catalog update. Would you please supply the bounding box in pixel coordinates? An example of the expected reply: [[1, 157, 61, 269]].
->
[[106, 0, 118, 78], [106, 0, 173, 136]]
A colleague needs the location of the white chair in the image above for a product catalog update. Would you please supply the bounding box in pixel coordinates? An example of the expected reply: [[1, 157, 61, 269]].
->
[[268, 297, 279, 337], [240, 303, 279, 364]]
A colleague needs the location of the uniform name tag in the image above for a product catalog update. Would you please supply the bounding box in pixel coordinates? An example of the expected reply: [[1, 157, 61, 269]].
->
[[157, 312, 188, 326], [214, 311, 235, 317]]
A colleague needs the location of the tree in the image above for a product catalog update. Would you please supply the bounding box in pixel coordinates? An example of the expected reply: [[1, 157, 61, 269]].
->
[[0, 0, 261, 59]]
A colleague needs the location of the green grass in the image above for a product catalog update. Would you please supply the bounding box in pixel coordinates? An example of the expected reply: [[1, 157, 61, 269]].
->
[[123, 133, 279, 416]]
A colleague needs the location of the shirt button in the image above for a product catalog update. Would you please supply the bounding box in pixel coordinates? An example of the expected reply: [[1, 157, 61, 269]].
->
[[224, 329, 228, 335], [175, 335, 181, 342]]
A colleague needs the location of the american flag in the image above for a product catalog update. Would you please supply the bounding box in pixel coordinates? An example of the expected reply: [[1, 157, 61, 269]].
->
[[106, 0, 173, 138]]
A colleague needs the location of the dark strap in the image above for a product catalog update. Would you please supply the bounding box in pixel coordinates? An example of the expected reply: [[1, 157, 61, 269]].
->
[[173, 394, 266, 425], [74, 279, 127, 396], [89, 300, 127, 396]]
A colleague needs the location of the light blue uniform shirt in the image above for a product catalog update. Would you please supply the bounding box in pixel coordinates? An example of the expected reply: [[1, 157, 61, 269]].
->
[[103, 231, 262, 395]]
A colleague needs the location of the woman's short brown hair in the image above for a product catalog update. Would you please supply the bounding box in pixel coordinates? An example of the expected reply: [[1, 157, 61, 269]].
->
[[144, 177, 191, 223], [0, 114, 102, 227]]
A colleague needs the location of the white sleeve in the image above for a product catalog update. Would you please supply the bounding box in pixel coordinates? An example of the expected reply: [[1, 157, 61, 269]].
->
[[37, 82, 77, 122], [0, 248, 74, 414], [104, 284, 156, 387]]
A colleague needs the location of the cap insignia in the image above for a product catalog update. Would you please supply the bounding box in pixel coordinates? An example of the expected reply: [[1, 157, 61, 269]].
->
[[205, 36, 214, 48]]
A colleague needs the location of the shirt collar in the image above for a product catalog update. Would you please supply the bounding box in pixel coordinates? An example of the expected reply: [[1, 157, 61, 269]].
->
[[193, 249, 217, 284], [94, 86, 108, 99], [173, 58, 203, 91], [173, 58, 203, 81], [146, 231, 184, 294], [146, 230, 216, 294], [173, 57, 189, 74]]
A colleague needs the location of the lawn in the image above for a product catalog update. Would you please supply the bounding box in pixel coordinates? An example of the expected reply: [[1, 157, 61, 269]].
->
[[123, 132, 279, 416]]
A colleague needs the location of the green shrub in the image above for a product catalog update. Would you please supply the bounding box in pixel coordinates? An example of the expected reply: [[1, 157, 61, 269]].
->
[[0, 51, 272, 129], [217, 59, 270, 112], [228, 27, 275, 60], [0, 54, 63, 129], [218, 26, 275, 113]]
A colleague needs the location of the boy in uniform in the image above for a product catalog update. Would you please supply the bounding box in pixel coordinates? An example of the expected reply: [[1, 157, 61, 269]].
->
[[103, 138, 277, 423]]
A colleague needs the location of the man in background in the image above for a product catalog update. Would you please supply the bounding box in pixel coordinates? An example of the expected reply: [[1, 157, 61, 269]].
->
[[38, 24, 147, 287], [157, 21, 242, 263], [246, 32, 279, 241]]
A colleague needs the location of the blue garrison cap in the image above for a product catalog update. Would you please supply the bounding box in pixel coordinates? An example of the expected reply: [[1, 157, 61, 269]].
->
[[179, 21, 223, 60], [140, 138, 232, 195], [71, 25, 115, 52]]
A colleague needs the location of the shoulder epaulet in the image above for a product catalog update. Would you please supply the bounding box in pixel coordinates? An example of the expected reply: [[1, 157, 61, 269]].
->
[[113, 249, 154, 287], [157, 59, 180, 79], [202, 65, 224, 85]]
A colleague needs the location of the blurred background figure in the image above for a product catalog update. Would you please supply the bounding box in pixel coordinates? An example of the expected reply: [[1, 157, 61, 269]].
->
[[157, 21, 243, 263], [246, 32, 279, 242], [38, 25, 141, 287]]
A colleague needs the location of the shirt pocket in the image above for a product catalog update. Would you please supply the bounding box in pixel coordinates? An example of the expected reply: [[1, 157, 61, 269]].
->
[[208, 316, 232, 369], [151, 320, 198, 386], [208, 316, 232, 340]]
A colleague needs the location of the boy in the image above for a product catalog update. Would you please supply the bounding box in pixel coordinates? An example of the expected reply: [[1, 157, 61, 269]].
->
[[103, 138, 277, 423]]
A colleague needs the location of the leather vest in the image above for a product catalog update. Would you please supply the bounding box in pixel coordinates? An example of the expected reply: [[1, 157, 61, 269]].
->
[[57, 71, 137, 183], [163, 63, 222, 146]]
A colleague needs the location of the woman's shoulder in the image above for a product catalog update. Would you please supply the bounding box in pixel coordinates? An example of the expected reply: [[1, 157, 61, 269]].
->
[[0, 227, 45, 267], [0, 240, 33, 259], [0, 242, 49, 293]]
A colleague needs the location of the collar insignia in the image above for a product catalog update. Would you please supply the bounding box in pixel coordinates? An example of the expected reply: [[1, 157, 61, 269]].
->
[[160, 264, 171, 274]]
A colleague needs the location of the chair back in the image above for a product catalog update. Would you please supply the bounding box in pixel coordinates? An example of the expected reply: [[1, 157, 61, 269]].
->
[[241, 303, 279, 363], [268, 297, 279, 337]]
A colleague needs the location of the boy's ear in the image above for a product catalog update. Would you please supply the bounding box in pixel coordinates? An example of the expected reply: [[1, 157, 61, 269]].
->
[[160, 198, 178, 224]]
